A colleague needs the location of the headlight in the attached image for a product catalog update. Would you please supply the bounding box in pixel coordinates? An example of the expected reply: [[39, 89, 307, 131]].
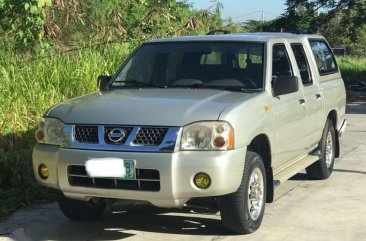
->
[[180, 121, 234, 151], [35, 118, 64, 146]]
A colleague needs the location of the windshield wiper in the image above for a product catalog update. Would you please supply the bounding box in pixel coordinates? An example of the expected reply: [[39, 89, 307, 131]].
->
[[114, 79, 166, 88], [174, 83, 262, 93], [166, 83, 204, 89], [164, 83, 263, 93], [222, 87, 262, 93]]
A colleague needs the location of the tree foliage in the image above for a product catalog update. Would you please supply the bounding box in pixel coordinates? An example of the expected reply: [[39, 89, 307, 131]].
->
[[0, 0, 224, 51], [268, 0, 366, 55], [0, 0, 52, 48]]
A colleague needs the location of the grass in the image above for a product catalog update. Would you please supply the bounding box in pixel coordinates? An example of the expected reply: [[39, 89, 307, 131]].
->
[[338, 57, 366, 87], [0, 50, 365, 217], [0, 44, 130, 218]]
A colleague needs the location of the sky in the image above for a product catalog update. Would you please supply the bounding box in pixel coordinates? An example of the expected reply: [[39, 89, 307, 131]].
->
[[190, 0, 287, 22]]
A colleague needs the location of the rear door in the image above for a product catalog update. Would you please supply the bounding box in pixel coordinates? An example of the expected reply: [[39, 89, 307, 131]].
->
[[290, 42, 323, 149], [270, 42, 308, 169]]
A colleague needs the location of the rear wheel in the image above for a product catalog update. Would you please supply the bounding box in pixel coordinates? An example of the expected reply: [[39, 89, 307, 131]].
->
[[306, 119, 336, 180], [219, 151, 266, 234], [58, 194, 106, 221]]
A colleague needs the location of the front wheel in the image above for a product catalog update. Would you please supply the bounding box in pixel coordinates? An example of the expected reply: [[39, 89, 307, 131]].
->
[[219, 151, 267, 234]]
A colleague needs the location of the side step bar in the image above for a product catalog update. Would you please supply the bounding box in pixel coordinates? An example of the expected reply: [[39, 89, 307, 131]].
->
[[273, 154, 319, 185]]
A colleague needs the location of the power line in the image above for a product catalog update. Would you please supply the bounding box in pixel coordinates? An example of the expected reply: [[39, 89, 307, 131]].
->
[[231, 10, 281, 21], [263, 10, 281, 17], [232, 11, 263, 20]]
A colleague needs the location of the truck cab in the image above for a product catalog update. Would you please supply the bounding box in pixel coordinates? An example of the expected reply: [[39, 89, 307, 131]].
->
[[33, 32, 347, 234]]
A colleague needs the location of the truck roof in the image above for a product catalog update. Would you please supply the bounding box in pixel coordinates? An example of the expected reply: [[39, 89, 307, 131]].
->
[[146, 32, 324, 43]]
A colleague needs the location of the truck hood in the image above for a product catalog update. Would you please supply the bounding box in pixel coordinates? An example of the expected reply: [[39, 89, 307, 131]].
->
[[46, 89, 256, 126]]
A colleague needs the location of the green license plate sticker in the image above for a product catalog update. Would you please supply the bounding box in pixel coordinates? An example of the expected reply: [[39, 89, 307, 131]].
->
[[123, 160, 135, 179]]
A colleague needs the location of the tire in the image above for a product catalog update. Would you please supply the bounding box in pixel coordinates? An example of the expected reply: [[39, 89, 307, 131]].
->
[[219, 151, 267, 234], [58, 193, 106, 221], [306, 119, 336, 180]]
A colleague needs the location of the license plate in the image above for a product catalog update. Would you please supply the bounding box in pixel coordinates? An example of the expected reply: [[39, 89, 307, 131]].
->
[[85, 158, 135, 180], [122, 160, 135, 180]]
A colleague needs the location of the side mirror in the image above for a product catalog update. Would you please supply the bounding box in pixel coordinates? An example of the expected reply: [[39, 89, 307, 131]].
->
[[97, 75, 112, 91], [273, 76, 299, 96]]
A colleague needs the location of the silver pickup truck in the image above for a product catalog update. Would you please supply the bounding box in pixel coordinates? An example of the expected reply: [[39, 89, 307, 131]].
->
[[33, 32, 347, 234]]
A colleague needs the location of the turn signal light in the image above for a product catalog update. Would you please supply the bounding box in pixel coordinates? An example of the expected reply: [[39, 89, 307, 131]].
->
[[227, 128, 234, 150]]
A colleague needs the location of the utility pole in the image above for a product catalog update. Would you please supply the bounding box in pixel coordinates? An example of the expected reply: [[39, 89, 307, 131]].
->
[[261, 10, 265, 32]]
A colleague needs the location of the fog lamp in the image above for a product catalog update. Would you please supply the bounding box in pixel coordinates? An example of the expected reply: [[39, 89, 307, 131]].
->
[[38, 164, 49, 180], [193, 173, 211, 189]]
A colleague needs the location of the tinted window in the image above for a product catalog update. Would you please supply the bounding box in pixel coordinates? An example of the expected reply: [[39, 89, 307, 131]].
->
[[237, 46, 263, 68], [112, 42, 265, 90], [272, 44, 293, 78], [291, 43, 313, 85], [200, 51, 223, 65], [115, 53, 157, 84], [309, 40, 338, 75]]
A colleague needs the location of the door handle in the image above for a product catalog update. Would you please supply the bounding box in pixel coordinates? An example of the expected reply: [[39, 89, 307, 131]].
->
[[299, 99, 306, 105], [315, 93, 322, 100]]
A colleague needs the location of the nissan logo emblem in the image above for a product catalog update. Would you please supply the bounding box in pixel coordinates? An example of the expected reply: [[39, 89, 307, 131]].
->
[[108, 128, 126, 143]]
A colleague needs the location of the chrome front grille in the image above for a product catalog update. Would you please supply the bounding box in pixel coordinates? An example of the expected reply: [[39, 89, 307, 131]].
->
[[132, 128, 168, 146], [67, 165, 160, 191], [74, 126, 99, 144], [69, 125, 180, 152]]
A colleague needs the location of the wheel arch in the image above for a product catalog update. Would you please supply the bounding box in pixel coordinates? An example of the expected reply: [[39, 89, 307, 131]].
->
[[247, 134, 274, 203]]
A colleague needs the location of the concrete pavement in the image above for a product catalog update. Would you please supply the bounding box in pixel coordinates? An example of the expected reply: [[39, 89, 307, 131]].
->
[[1, 103, 366, 241]]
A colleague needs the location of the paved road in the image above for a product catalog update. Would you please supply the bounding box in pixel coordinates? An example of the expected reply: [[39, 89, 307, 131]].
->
[[1, 103, 366, 241]]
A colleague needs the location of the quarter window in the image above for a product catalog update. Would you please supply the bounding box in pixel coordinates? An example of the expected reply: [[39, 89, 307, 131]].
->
[[309, 39, 338, 75]]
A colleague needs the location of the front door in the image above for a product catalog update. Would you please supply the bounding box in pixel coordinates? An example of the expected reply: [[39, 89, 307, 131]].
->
[[271, 43, 308, 169]]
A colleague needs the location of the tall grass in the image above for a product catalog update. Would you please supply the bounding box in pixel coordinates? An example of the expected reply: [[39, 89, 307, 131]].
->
[[1, 45, 131, 133], [0, 44, 130, 216], [338, 57, 366, 87]]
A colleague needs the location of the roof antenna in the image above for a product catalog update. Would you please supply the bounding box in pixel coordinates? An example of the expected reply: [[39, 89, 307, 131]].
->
[[207, 30, 230, 35]]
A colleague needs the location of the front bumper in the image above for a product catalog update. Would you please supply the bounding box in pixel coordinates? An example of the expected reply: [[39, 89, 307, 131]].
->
[[32, 145, 246, 208]]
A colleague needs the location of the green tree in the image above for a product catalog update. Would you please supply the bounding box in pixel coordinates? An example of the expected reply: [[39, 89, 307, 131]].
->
[[270, 0, 366, 55], [0, 0, 225, 50], [0, 0, 51, 49]]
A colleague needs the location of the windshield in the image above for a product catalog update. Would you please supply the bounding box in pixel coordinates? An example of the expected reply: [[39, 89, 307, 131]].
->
[[111, 41, 265, 91]]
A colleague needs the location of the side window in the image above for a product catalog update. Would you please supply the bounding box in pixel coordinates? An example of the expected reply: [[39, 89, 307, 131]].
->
[[309, 39, 338, 75], [291, 43, 313, 86], [272, 44, 293, 78]]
